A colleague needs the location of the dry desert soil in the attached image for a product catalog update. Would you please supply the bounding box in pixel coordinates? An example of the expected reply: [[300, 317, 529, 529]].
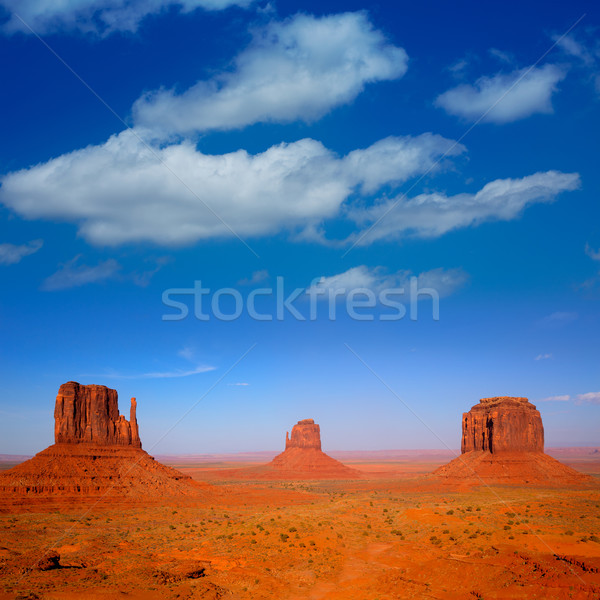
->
[[1, 450, 599, 600]]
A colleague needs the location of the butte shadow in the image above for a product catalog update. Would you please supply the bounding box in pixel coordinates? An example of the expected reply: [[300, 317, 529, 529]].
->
[[0, 381, 206, 503], [212, 419, 362, 480], [431, 396, 594, 486]]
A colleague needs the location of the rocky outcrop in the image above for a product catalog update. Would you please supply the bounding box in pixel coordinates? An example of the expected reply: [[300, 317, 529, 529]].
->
[[54, 382, 141, 448], [285, 419, 321, 450], [461, 397, 544, 454]]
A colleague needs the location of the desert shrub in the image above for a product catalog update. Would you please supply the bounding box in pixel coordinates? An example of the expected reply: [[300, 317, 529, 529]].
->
[[279, 533, 289, 542], [503, 525, 511, 531], [446, 510, 454, 515]]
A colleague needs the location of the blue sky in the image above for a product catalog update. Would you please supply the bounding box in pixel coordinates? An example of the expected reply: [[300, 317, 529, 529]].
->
[[0, 0, 599, 454]]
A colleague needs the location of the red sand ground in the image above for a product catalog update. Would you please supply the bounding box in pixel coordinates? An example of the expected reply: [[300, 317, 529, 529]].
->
[[0, 449, 599, 599]]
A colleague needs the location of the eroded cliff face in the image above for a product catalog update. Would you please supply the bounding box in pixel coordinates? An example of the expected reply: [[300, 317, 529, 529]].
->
[[54, 382, 141, 448], [285, 419, 322, 450], [461, 397, 544, 454]]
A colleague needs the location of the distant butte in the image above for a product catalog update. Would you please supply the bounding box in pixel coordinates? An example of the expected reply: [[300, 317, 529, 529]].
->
[[217, 419, 362, 480], [0, 382, 205, 501], [433, 396, 592, 485]]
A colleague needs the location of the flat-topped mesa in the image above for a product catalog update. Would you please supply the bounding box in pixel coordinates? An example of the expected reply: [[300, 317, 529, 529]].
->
[[54, 382, 142, 448], [461, 396, 544, 454], [285, 419, 321, 450]]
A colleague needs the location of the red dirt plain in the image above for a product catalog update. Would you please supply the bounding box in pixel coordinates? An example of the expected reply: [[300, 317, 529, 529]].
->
[[1, 450, 599, 599]]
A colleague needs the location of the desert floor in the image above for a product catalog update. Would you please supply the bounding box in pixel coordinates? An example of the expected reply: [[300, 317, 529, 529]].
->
[[1, 453, 599, 600]]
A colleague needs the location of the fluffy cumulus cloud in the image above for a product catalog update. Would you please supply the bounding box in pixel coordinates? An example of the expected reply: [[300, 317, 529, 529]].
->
[[42, 255, 121, 290], [0, 239, 42, 265], [348, 171, 580, 245], [435, 64, 566, 123], [307, 265, 468, 298], [133, 12, 408, 136], [0, 0, 251, 35], [0, 130, 461, 247]]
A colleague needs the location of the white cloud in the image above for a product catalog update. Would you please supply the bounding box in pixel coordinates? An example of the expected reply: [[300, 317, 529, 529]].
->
[[435, 64, 566, 123], [575, 392, 600, 405], [538, 394, 570, 402], [585, 243, 600, 261], [228, 382, 250, 386], [0, 239, 42, 265], [238, 269, 269, 285], [307, 265, 468, 298], [0, 0, 251, 35], [103, 364, 216, 379], [177, 346, 195, 361], [41, 255, 121, 290], [349, 171, 580, 244], [0, 130, 460, 247], [133, 12, 408, 136], [535, 353, 552, 361], [555, 34, 600, 96]]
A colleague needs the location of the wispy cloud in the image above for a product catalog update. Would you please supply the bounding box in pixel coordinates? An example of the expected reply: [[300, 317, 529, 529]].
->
[[227, 382, 250, 386], [102, 365, 216, 379], [0, 239, 42, 265], [585, 243, 600, 262], [538, 394, 570, 402], [535, 353, 553, 361], [575, 392, 600, 405], [41, 255, 121, 290], [348, 171, 580, 245], [537, 392, 600, 405], [238, 270, 269, 286], [0, 0, 252, 36], [435, 63, 566, 124], [307, 265, 468, 298], [538, 311, 578, 327], [177, 346, 196, 361], [132, 256, 172, 287]]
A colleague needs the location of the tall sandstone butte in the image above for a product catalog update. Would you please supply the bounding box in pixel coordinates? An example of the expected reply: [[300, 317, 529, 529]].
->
[[54, 381, 141, 447], [461, 396, 544, 454], [0, 381, 204, 500], [433, 396, 591, 485], [285, 418, 321, 450]]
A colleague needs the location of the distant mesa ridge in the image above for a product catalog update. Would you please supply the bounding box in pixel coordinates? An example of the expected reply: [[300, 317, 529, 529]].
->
[[434, 396, 592, 485]]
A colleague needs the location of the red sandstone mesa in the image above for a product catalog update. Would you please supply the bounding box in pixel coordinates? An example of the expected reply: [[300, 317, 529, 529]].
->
[[461, 396, 544, 454], [434, 396, 591, 485], [0, 382, 203, 500]]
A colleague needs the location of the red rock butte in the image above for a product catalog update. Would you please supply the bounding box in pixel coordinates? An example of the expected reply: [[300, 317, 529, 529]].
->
[[219, 419, 361, 480], [266, 418, 362, 478], [434, 396, 592, 485], [0, 382, 204, 501]]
